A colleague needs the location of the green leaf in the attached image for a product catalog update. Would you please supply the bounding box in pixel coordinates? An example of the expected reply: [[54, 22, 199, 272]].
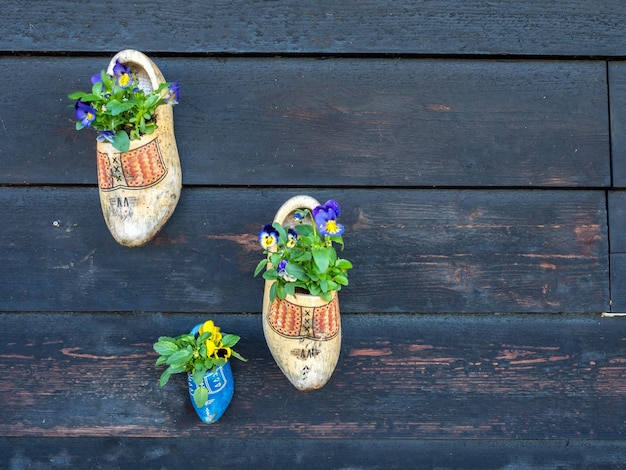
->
[[221, 334, 241, 348], [159, 369, 172, 387], [269, 281, 278, 302], [230, 350, 247, 362], [284, 282, 295, 296], [335, 259, 353, 270], [297, 225, 313, 236], [192, 369, 205, 386], [312, 247, 330, 273], [334, 274, 349, 286], [272, 222, 287, 241], [308, 284, 321, 296], [285, 262, 307, 281], [155, 356, 168, 366], [112, 131, 130, 152], [269, 253, 283, 266], [166, 347, 193, 367], [106, 99, 136, 116], [262, 270, 278, 281], [293, 251, 312, 262], [320, 291, 333, 302], [69, 91, 101, 101], [153, 339, 180, 356], [193, 386, 209, 408], [254, 259, 268, 277]]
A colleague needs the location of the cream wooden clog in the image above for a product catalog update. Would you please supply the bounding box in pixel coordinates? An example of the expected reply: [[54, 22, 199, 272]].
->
[[96, 50, 181, 247], [262, 195, 342, 391]]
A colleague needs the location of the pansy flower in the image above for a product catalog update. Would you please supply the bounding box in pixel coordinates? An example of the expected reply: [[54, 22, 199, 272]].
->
[[75, 101, 97, 127], [312, 199, 345, 236], [90, 72, 102, 85], [259, 224, 279, 250], [199, 320, 222, 344], [165, 81, 180, 104], [112, 60, 133, 88], [96, 130, 115, 144], [215, 346, 232, 359], [286, 228, 298, 248], [277, 260, 297, 282], [90, 72, 106, 92]]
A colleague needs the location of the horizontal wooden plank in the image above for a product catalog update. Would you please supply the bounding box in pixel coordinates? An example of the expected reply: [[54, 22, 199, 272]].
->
[[1, 312, 625, 440], [610, 62, 626, 188], [3, 438, 626, 469], [0, 57, 610, 187], [0, 187, 608, 313], [2, 0, 626, 56]]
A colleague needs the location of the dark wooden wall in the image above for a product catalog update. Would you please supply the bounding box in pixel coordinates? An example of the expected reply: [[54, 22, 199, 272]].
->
[[2, 1, 626, 468]]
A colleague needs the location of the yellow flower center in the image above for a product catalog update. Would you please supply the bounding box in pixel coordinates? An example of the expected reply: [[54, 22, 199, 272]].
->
[[119, 74, 131, 87], [262, 235, 275, 248], [325, 220, 339, 234]]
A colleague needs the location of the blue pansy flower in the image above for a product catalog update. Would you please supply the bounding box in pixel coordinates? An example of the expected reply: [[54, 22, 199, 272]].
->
[[258, 224, 279, 250], [112, 60, 133, 88], [286, 228, 298, 248], [277, 259, 297, 282], [75, 101, 97, 127], [165, 81, 180, 104], [96, 130, 115, 144], [312, 200, 345, 236]]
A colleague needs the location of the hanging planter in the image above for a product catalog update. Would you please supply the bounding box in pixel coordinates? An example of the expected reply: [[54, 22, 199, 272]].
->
[[255, 195, 353, 390], [153, 320, 246, 423], [69, 49, 182, 247]]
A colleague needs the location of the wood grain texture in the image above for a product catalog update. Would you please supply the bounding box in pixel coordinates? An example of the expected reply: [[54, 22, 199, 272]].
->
[[0, 57, 610, 187], [1, 312, 625, 440], [2, 0, 626, 56], [610, 62, 626, 188], [610, 254, 626, 312], [608, 191, 626, 253], [3, 438, 626, 469], [0, 187, 608, 313]]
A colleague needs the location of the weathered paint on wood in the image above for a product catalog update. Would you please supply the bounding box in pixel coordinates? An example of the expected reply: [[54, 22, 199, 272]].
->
[[608, 191, 626, 311], [1, 57, 610, 187], [0, 187, 608, 313], [2, 0, 626, 466], [610, 62, 626, 188], [3, 0, 626, 56], [3, 438, 626, 469], [1, 313, 625, 441]]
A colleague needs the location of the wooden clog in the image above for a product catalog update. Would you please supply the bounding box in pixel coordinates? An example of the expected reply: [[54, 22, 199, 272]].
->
[[262, 195, 342, 391], [96, 50, 182, 247]]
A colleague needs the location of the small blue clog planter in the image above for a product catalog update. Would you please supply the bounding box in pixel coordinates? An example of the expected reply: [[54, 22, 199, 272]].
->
[[188, 324, 235, 424]]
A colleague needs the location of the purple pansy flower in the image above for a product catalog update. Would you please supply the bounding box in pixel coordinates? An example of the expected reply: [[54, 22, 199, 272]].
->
[[75, 101, 97, 127], [112, 60, 133, 88], [90, 72, 106, 92], [96, 130, 115, 144], [312, 200, 345, 236], [165, 81, 180, 104], [277, 259, 297, 282]]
